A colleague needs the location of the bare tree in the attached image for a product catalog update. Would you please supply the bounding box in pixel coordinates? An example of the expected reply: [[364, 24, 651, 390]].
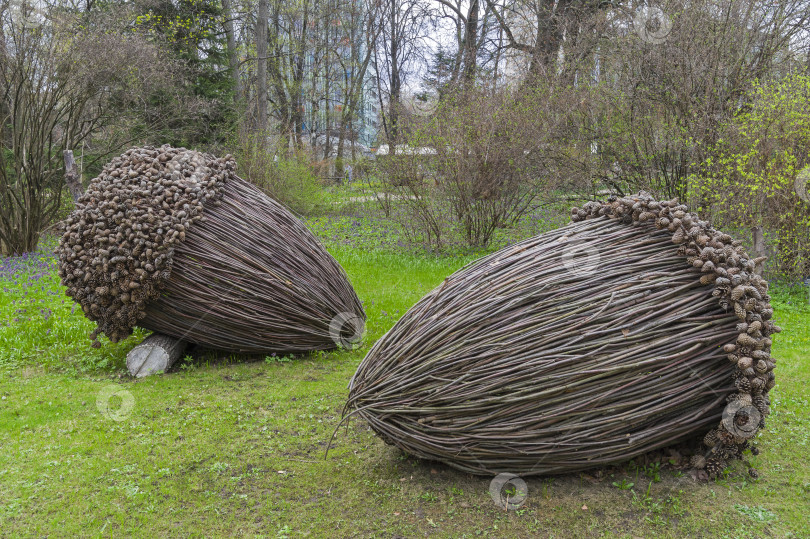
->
[[256, 0, 269, 131], [373, 0, 434, 145], [0, 7, 177, 255], [222, 0, 242, 104], [435, 0, 497, 87], [594, 0, 810, 200], [264, 0, 312, 149], [484, 0, 608, 80], [333, 0, 383, 168]]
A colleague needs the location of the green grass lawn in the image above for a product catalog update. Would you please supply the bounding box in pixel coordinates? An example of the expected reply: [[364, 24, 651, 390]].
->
[[1, 232, 808, 537]]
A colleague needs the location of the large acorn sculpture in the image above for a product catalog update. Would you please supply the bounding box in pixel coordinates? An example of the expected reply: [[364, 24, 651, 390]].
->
[[57, 145, 365, 354], [345, 192, 777, 477]]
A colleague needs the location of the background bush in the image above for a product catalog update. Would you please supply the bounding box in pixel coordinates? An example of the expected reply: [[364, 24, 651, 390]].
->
[[231, 132, 325, 215], [691, 75, 810, 279]]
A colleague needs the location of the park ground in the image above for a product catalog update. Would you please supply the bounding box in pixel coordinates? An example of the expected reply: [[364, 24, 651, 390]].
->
[[0, 194, 808, 538]]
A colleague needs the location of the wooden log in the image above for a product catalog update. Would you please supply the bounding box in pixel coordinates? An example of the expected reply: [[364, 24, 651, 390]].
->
[[63, 150, 83, 202], [127, 333, 187, 378], [796, 166, 810, 203], [751, 225, 766, 276]]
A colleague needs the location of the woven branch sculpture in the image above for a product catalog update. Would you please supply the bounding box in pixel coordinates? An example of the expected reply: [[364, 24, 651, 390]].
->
[[345, 193, 778, 478], [57, 145, 365, 353]]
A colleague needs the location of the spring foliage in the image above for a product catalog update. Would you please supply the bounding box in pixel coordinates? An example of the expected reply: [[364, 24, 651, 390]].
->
[[692, 75, 810, 278]]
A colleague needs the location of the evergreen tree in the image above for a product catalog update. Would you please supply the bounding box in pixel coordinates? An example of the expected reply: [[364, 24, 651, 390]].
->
[[136, 0, 235, 145], [421, 45, 458, 102]]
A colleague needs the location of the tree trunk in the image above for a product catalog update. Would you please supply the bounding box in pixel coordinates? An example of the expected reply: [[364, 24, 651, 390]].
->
[[336, 132, 345, 184], [63, 150, 82, 202], [324, 61, 331, 159], [287, 2, 309, 150], [351, 123, 357, 160], [222, 0, 242, 106], [256, 0, 269, 132], [752, 225, 766, 276], [388, 0, 400, 145], [127, 333, 187, 378], [461, 0, 479, 85]]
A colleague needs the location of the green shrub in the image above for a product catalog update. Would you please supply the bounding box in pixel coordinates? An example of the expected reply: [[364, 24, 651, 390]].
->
[[691, 74, 810, 279], [230, 132, 325, 215]]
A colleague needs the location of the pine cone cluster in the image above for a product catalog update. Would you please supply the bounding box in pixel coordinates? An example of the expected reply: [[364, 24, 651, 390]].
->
[[56, 145, 236, 345], [705, 457, 727, 479], [572, 192, 777, 477]]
